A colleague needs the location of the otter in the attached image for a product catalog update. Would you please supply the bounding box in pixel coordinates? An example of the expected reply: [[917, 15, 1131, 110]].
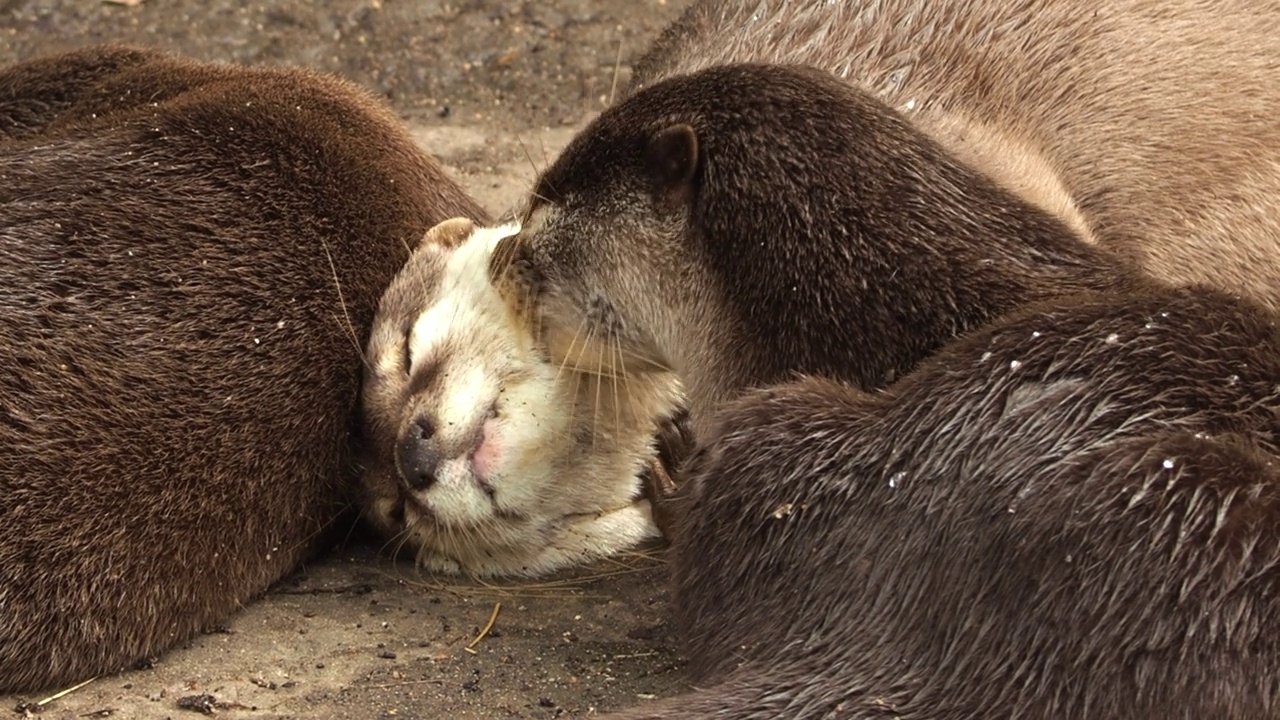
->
[[510, 63, 1150, 439], [357, 217, 684, 578], [0, 45, 485, 693], [610, 285, 1280, 719], [628, 0, 1280, 314]]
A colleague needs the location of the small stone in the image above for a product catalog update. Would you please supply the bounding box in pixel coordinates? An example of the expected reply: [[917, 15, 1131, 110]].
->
[[175, 694, 217, 715]]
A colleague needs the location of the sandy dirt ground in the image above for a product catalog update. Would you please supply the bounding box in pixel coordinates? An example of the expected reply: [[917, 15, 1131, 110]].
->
[[0, 1, 696, 717]]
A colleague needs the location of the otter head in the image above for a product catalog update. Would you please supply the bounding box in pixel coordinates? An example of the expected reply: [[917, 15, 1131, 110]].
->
[[508, 63, 1125, 434], [508, 123, 709, 380], [506, 103, 734, 431], [507, 63, 921, 432], [358, 218, 683, 577]]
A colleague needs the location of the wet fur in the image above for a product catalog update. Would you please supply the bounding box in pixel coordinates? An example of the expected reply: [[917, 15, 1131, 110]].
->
[[358, 219, 683, 577], [610, 287, 1280, 719], [0, 45, 485, 692]]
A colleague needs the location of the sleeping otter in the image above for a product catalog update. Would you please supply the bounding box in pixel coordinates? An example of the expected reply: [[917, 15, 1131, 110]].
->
[[357, 217, 685, 578], [0, 44, 485, 693]]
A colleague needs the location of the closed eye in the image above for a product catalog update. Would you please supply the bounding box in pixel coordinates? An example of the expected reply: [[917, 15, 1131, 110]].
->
[[405, 357, 445, 398], [402, 325, 414, 376]]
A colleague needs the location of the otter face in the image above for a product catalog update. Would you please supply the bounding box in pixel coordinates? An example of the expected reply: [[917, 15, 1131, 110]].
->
[[359, 218, 679, 578], [509, 120, 726, 399], [511, 197, 673, 378]]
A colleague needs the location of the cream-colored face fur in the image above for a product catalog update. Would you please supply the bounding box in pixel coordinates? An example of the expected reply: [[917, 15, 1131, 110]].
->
[[359, 218, 682, 577]]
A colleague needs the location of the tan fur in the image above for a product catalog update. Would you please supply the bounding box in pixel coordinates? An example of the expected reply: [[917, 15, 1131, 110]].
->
[[0, 45, 485, 693], [426, 216, 478, 249], [630, 0, 1280, 311]]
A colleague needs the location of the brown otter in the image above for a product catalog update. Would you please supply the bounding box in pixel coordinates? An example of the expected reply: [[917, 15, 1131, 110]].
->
[[627, 0, 1280, 315], [0, 45, 485, 693], [511, 63, 1150, 439], [357, 217, 685, 577], [610, 285, 1280, 719]]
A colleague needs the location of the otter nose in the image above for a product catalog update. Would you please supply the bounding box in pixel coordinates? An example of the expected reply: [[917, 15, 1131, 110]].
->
[[397, 417, 440, 491]]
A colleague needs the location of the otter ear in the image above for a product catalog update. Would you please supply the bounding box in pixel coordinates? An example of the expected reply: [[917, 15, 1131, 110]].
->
[[418, 217, 476, 250], [645, 124, 699, 202]]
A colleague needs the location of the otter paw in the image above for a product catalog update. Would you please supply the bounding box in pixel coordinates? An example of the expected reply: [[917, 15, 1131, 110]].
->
[[640, 455, 686, 543]]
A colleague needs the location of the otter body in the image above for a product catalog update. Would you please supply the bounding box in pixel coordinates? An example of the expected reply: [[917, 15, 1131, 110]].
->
[[613, 286, 1280, 719], [0, 45, 484, 692], [631, 0, 1280, 313], [518, 0, 1280, 435]]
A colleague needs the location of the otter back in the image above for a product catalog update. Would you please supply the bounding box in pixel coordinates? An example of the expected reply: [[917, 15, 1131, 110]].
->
[[0, 45, 485, 692], [611, 286, 1280, 719]]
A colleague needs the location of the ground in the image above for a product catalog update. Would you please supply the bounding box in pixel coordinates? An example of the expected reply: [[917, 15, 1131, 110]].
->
[[0, 1, 695, 717]]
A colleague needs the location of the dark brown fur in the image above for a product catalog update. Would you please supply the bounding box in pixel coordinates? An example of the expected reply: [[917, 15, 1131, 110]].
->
[[0, 45, 486, 692], [612, 286, 1280, 719]]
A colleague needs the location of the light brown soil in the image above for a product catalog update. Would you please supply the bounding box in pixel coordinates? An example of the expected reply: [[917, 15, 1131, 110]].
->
[[6, 544, 684, 719]]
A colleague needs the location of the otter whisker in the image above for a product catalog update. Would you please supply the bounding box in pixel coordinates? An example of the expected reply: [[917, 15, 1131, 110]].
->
[[318, 235, 370, 371], [438, 521, 459, 571], [593, 330, 605, 453], [322, 500, 364, 554], [609, 332, 622, 440], [531, 134, 567, 203], [535, 130, 551, 177], [522, 284, 540, 341], [417, 518, 473, 579], [569, 326, 598, 434], [563, 345, 671, 379], [615, 334, 644, 433], [515, 133, 543, 182], [383, 520, 418, 563], [608, 36, 625, 107], [568, 321, 602, 450], [494, 250, 516, 289], [527, 190, 556, 206], [554, 314, 590, 386]]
